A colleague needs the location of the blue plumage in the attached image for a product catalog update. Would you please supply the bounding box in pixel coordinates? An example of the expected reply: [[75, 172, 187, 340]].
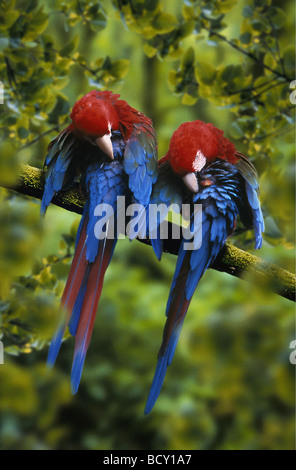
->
[[41, 127, 76, 215], [47, 160, 126, 373], [43, 91, 159, 395], [145, 158, 264, 413]]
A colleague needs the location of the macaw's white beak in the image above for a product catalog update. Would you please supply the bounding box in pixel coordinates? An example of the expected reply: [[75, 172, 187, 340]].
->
[[182, 172, 199, 193], [96, 133, 114, 160]]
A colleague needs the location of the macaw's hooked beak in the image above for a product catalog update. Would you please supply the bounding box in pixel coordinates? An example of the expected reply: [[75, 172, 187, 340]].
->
[[95, 133, 114, 160], [182, 172, 199, 193]]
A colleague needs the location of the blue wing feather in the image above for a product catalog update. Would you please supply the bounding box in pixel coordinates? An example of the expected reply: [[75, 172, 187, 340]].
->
[[41, 128, 76, 215], [235, 153, 264, 249], [123, 124, 159, 257], [144, 161, 185, 260], [124, 124, 158, 207], [145, 163, 242, 414]]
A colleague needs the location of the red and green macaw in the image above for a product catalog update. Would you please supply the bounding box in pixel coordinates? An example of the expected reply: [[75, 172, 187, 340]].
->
[[41, 90, 158, 393], [144, 120, 264, 413]]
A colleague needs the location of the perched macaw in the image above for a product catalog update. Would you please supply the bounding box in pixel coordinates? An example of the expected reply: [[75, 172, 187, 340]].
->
[[41, 90, 158, 393], [144, 120, 264, 413]]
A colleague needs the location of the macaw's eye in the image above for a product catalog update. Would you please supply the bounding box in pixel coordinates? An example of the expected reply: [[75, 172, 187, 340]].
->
[[200, 178, 214, 187]]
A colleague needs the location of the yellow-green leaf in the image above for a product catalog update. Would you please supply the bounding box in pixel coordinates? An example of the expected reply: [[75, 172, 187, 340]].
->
[[195, 61, 217, 85], [153, 12, 177, 33]]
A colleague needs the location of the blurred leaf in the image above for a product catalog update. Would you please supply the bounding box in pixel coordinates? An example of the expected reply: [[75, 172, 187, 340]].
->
[[268, 7, 286, 30], [60, 36, 79, 57], [195, 61, 216, 85], [0, 10, 20, 29], [242, 5, 254, 18], [283, 46, 295, 77], [182, 46, 195, 69], [153, 12, 177, 33]]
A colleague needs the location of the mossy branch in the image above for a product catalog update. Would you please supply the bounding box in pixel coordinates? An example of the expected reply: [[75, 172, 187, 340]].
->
[[1, 164, 295, 302]]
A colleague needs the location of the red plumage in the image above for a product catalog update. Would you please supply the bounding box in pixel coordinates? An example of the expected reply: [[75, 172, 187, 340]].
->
[[61, 217, 88, 313], [161, 120, 238, 174], [70, 90, 153, 141], [70, 91, 119, 137], [72, 236, 115, 370]]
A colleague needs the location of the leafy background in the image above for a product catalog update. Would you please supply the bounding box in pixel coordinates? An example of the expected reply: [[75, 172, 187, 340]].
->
[[0, 0, 295, 450]]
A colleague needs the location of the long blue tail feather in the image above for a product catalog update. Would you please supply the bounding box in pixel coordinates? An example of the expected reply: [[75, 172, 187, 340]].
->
[[145, 163, 244, 413]]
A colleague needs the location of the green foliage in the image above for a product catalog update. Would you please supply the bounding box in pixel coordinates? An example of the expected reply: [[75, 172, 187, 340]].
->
[[112, 0, 177, 38], [0, 0, 294, 451], [57, 0, 107, 31], [0, 0, 129, 150]]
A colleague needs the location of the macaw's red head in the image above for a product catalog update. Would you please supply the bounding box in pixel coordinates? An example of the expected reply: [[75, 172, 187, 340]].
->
[[70, 90, 120, 159], [163, 120, 238, 192]]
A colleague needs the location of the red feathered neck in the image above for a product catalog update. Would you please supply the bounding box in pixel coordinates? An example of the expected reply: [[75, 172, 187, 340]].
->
[[70, 90, 153, 140], [165, 120, 238, 174], [113, 97, 153, 140]]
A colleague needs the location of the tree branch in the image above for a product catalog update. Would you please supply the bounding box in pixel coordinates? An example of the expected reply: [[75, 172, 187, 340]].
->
[[204, 27, 292, 83], [1, 164, 295, 302]]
